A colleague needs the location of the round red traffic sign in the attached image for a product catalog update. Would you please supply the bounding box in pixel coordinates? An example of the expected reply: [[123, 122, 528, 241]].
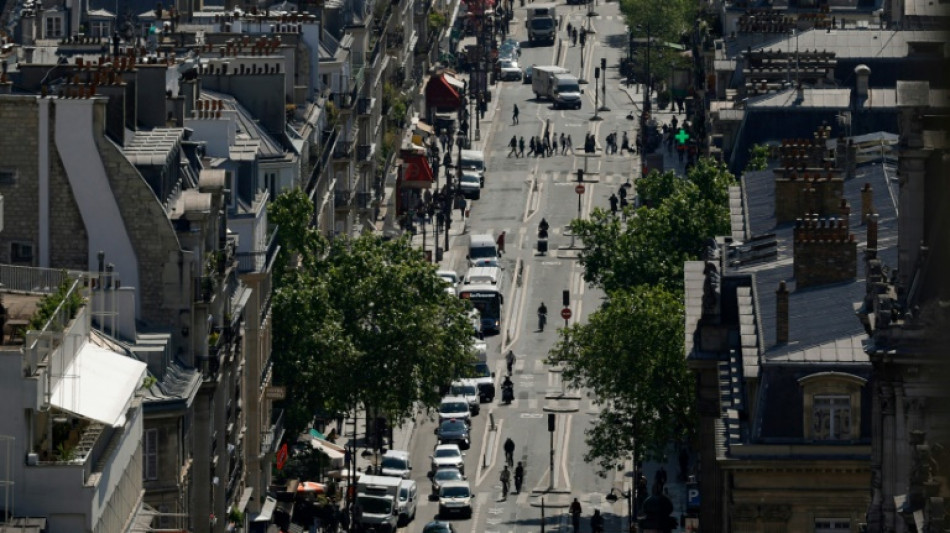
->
[[561, 307, 572, 320], [575, 184, 586, 195]]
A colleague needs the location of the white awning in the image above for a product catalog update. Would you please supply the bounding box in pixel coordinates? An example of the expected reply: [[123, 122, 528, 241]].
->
[[252, 496, 278, 522], [50, 342, 147, 427], [309, 437, 345, 460]]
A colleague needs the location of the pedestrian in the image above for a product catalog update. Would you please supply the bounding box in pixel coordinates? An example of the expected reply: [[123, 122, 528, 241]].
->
[[552, 135, 558, 155], [591, 509, 604, 533], [497, 231, 506, 254], [621, 131, 630, 154], [671, 115, 679, 131], [528, 136, 536, 157], [514, 461, 525, 493], [637, 474, 648, 506], [618, 185, 627, 201], [609, 193, 618, 215], [508, 135, 518, 157], [619, 196, 629, 220], [519, 136, 526, 157], [571, 29, 577, 46], [504, 437, 515, 466], [513, 103, 520, 125], [506, 350, 515, 375], [678, 144, 685, 163], [569, 498, 582, 533], [500, 465, 511, 498], [566, 134, 573, 152], [656, 466, 668, 492], [566, 22, 573, 41], [559, 133, 566, 154]]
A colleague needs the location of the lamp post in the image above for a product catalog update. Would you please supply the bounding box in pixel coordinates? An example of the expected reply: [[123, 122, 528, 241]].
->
[[599, 57, 610, 112], [606, 487, 634, 533], [637, 23, 652, 172]]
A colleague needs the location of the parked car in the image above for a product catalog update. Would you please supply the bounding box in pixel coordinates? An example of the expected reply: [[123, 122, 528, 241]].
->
[[436, 418, 471, 449], [430, 444, 466, 474], [438, 480, 473, 518], [501, 38, 521, 56], [498, 59, 523, 81], [431, 467, 465, 497], [380, 449, 412, 478]]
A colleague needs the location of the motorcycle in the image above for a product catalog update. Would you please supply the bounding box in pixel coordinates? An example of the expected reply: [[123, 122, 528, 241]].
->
[[502, 383, 514, 404]]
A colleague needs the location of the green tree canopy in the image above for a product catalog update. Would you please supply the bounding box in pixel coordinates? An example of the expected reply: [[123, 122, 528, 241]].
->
[[620, 0, 694, 85], [270, 190, 475, 435], [570, 158, 734, 293], [546, 285, 691, 473]]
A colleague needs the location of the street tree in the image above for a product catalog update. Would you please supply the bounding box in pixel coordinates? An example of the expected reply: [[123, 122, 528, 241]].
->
[[570, 158, 734, 293], [546, 285, 691, 474], [270, 190, 476, 435], [620, 0, 694, 86]]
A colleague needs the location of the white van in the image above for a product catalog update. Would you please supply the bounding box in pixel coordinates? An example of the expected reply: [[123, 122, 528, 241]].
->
[[380, 449, 412, 479], [459, 149, 486, 186], [397, 479, 418, 525], [468, 234, 498, 267], [464, 266, 501, 286]]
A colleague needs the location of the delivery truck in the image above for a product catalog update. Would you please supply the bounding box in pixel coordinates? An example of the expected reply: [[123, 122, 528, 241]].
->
[[532, 66, 583, 109], [526, 3, 557, 44], [356, 474, 401, 533]]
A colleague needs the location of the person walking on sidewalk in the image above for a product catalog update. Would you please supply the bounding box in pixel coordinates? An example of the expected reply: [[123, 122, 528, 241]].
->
[[512, 103, 520, 125], [508, 135, 518, 157], [590, 509, 604, 533], [566, 22, 573, 42], [500, 465, 511, 499], [569, 498, 582, 532], [609, 193, 618, 215]]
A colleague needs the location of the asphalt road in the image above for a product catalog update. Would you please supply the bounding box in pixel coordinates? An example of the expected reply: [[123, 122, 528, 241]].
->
[[399, 2, 640, 532]]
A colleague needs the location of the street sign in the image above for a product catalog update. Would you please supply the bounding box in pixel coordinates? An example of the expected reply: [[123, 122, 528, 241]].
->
[[561, 307, 572, 320], [575, 184, 585, 195]]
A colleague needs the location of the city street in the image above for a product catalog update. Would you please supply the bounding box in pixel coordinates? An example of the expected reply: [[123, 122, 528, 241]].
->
[[397, 1, 658, 531]]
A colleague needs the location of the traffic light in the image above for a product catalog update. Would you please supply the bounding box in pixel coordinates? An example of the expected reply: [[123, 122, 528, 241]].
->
[[594, 67, 600, 79], [562, 290, 570, 307], [577, 169, 584, 182], [601, 57, 606, 71], [548, 413, 556, 432]]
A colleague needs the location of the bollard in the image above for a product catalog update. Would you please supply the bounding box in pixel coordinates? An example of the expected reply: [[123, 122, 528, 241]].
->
[[489, 412, 497, 431]]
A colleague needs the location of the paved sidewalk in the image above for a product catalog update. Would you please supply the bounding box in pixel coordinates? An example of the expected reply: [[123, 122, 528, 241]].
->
[[618, 85, 692, 178]]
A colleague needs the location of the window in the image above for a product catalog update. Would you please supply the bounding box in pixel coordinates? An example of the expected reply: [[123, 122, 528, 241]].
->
[[812, 395, 851, 440], [0, 169, 16, 185], [799, 372, 865, 441], [45, 16, 62, 38], [144, 428, 159, 480], [10, 242, 33, 264], [815, 519, 850, 528]]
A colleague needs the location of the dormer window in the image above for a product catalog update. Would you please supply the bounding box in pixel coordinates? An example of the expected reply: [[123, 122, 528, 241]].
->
[[45, 16, 63, 38], [799, 372, 866, 441]]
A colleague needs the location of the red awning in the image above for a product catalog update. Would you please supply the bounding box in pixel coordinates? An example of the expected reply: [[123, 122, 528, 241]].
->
[[425, 75, 462, 113], [401, 153, 434, 189]]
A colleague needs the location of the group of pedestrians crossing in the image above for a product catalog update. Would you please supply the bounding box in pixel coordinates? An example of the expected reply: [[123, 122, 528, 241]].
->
[[507, 132, 574, 158]]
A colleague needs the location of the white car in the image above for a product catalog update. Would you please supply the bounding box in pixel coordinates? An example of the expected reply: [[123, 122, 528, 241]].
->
[[438, 396, 472, 424], [437, 269, 460, 297], [499, 59, 523, 81], [438, 480, 473, 518], [430, 444, 466, 475], [449, 379, 480, 416], [459, 173, 481, 200]]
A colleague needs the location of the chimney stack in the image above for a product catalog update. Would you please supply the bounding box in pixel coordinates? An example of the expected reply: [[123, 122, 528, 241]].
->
[[860, 183, 874, 223], [855, 64, 870, 99], [866, 213, 879, 256], [776, 281, 790, 344]]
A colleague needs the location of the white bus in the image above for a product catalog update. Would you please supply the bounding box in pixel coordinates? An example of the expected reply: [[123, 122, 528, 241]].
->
[[459, 283, 504, 335]]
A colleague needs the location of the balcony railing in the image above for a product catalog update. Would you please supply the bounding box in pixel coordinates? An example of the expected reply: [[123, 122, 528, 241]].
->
[[333, 140, 353, 160], [357, 143, 373, 162], [236, 225, 281, 274], [356, 192, 373, 209], [334, 189, 352, 207], [261, 408, 285, 457], [0, 264, 82, 294], [357, 97, 372, 116]]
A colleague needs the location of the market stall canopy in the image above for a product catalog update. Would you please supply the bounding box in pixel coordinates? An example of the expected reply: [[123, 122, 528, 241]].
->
[[298, 481, 327, 493], [426, 73, 464, 112], [309, 436, 346, 460], [399, 152, 435, 189]]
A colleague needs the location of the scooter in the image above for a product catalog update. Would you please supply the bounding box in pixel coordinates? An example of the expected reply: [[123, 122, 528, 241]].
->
[[502, 383, 514, 404]]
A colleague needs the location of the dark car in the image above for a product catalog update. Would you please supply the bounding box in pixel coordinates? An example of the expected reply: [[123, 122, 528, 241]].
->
[[523, 65, 534, 84], [436, 419, 471, 449], [422, 520, 457, 533], [431, 466, 466, 497]]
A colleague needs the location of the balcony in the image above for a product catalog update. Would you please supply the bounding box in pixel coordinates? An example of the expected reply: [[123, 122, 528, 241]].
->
[[358, 97, 372, 116], [334, 189, 352, 208], [333, 140, 353, 160], [357, 143, 373, 162], [236, 225, 281, 274], [356, 192, 374, 210], [261, 408, 285, 458]]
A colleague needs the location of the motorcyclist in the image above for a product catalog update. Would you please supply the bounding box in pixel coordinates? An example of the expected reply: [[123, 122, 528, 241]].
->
[[504, 437, 516, 467], [502, 376, 514, 404], [538, 302, 548, 331], [514, 461, 525, 493]]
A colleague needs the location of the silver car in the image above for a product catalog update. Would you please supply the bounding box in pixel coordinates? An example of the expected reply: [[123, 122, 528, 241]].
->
[[499, 59, 523, 81]]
